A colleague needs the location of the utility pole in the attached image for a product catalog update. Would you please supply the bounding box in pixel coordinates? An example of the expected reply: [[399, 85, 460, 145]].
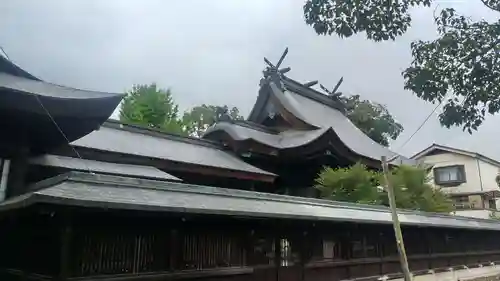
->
[[381, 156, 412, 281]]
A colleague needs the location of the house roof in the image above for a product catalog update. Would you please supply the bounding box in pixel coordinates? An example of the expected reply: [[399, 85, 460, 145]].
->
[[5, 171, 500, 231], [411, 144, 500, 167], [71, 120, 276, 181], [205, 68, 416, 166]]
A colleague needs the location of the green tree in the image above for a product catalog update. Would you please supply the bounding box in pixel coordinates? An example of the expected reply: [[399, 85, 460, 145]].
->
[[303, 0, 500, 133], [183, 105, 244, 137], [119, 83, 185, 135], [383, 165, 454, 212], [340, 94, 404, 146], [315, 163, 382, 204], [315, 163, 453, 213]]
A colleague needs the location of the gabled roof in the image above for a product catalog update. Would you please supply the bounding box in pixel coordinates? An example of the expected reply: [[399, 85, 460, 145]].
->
[[0, 55, 123, 155], [411, 143, 500, 167], [4, 171, 500, 231], [70, 120, 276, 181], [205, 67, 416, 166]]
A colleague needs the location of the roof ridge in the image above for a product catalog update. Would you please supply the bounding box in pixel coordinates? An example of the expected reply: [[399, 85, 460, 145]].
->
[[103, 120, 226, 150]]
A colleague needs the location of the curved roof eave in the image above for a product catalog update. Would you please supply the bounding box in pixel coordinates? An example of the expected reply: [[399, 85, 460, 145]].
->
[[204, 122, 330, 150], [0, 55, 40, 80], [244, 75, 416, 166], [0, 56, 123, 118], [0, 72, 124, 100], [204, 122, 413, 166], [0, 54, 124, 154], [274, 86, 417, 166], [0, 72, 124, 119]]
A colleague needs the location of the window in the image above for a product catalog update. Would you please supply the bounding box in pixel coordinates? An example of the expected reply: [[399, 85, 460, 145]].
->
[[452, 196, 471, 209], [488, 199, 497, 210], [433, 165, 466, 185]]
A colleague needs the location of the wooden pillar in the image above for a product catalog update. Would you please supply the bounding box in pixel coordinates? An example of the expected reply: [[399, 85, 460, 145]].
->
[[6, 148, 29, 198], [299, 229, 310, 281], [169, 228, 179, 271], [58, 213, 72, 281], [274, 223, 281, 281]]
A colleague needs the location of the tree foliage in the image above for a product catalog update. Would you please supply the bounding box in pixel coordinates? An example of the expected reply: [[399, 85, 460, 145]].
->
[[315, 163, 453, 213], [119, 83, 244, 137], [384, 165, 454, 212], [316, 163, 381, 204], [183, 105, 244, 137], [340, 94, 403, 146], [119, 83, 186, 135], [304, 0, 500, 133]]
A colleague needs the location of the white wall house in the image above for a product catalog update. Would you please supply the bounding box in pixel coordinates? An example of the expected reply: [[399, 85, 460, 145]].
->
[[412, 144, 500, 219]]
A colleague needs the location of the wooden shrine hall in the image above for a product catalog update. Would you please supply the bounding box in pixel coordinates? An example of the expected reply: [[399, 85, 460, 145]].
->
[[1, 50, 500, 281]]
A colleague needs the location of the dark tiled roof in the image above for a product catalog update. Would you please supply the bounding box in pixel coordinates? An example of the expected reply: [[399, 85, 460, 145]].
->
[[71, 121, 276, 178], [6, 172, 500, 231], [29, 154, 181, 181]]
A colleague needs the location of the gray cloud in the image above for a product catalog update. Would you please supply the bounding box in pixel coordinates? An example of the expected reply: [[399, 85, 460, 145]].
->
[[1, 0, 498, 158]]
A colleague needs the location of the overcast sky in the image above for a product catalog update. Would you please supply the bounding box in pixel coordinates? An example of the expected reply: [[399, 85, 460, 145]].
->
[[1, 0, 499, 157]]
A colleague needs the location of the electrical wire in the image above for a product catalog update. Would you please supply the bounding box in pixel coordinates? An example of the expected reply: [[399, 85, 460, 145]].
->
[[395, 100, 444, 153], [396, 90, 473, 155], [33, 95, 93, 174]]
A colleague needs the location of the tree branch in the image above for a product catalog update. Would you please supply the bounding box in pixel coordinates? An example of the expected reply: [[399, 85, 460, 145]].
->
[[479, 0, 500, 12]]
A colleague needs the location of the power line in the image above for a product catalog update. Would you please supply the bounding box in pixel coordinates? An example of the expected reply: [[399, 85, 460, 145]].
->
[[395, 90, 473, 154], [395, 100, 444, 152], [32, 95, 93, 173]]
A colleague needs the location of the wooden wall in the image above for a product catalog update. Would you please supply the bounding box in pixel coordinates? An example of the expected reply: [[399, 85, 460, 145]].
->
[[1, 207, 500, 281]]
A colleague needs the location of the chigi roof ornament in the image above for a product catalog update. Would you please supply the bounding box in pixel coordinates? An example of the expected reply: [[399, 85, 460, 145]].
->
[[320, 76, 344, 100], [320, 76, 346, 114], [262, 48, 289, 89]]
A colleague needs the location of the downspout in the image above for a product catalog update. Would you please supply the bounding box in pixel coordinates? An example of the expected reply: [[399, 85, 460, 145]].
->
[[0, 159, 11, 202]]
